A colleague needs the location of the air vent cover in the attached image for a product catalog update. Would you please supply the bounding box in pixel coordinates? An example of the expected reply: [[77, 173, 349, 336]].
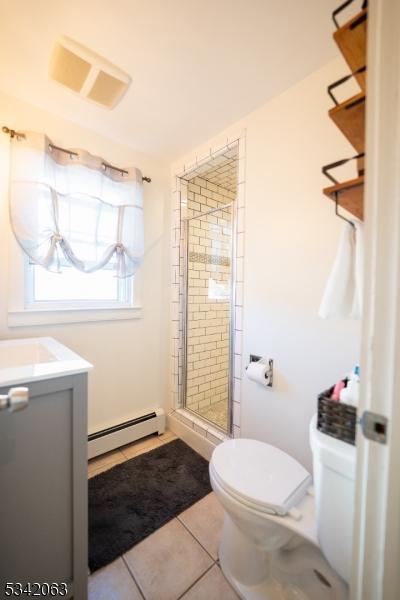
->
[[49, 36, 131, 109]]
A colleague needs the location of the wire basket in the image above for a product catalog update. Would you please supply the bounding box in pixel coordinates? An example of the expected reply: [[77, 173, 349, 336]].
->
[[317, 387, 357, 445]]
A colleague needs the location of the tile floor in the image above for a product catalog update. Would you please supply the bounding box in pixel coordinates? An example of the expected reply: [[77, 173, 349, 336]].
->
[[87, 430, 178, 479], [88, 432, 239, 600]]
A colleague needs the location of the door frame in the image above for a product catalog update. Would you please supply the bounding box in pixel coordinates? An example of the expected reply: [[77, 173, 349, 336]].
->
[[351, 1, 400, 598]]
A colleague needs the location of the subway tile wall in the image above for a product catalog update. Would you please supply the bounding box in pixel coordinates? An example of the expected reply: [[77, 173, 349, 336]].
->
[[186, 179, 234, 423]]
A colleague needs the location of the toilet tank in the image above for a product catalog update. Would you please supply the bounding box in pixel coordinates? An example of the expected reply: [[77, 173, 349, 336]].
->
[[309, 414, 356, 583]]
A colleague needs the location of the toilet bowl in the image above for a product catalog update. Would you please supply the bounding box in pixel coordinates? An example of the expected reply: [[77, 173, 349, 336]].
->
[[209, 416, 355, 600]]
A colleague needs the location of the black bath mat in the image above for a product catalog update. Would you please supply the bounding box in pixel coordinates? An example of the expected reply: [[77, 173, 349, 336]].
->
[[89, 438, 212, 572]]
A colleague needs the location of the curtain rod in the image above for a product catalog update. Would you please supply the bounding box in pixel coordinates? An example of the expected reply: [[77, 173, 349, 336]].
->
[[2, 126, 151, 183]]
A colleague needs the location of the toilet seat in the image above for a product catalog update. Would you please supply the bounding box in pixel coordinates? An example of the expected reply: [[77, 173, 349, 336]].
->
[[210, 439, 312, 516]]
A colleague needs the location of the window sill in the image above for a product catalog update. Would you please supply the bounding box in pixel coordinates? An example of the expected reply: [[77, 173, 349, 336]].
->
[[8, 306, 143, 327]]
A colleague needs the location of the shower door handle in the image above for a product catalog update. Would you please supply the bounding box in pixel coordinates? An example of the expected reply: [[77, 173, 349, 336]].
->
[[0, 387, 29, 412]]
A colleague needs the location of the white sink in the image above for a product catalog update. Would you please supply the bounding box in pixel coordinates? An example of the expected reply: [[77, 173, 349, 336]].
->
[[0, 337, 92, 387]]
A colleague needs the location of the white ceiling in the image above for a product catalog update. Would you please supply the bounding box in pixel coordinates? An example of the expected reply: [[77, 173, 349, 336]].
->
[[0, 0, 340, 158]]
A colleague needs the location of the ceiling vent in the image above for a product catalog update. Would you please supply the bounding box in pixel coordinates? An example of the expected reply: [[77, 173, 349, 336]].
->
[[49, 36, 131, 109]]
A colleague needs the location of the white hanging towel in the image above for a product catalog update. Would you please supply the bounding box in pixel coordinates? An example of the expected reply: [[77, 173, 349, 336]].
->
[[351, 222, 364, 318], [319, 222, 356, 319]]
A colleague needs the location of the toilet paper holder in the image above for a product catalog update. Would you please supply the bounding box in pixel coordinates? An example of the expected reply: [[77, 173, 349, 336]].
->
[[247, 355, 274, 387]]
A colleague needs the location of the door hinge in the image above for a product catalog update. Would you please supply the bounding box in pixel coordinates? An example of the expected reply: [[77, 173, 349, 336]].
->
[[360, 411, 388, 444]]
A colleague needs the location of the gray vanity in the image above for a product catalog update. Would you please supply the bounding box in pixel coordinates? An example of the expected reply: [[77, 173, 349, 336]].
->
[[0, 338, 92, 599]]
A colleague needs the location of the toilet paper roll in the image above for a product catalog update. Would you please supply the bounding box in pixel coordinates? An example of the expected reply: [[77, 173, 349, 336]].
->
[[246, 360, 271, 386]]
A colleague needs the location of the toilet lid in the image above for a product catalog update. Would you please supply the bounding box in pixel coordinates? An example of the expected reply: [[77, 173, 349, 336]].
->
[[211, 439, 311, 515]]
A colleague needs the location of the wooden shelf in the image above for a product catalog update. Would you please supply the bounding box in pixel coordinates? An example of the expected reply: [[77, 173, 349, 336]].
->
[[333, 8, 367, 92], [324, 6, 367, 223], [324, 175, 364, 221], [329, 92, 365, 153]]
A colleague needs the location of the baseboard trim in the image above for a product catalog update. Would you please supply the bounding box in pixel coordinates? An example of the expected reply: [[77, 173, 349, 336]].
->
[[88, 408, 165, 459]]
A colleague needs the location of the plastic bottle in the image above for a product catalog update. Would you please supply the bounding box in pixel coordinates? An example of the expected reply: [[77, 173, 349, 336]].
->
[[340, 365, 360, 406]]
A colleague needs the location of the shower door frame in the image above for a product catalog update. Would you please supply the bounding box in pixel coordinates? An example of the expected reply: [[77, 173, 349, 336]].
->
[[181, 201, 237, 435]]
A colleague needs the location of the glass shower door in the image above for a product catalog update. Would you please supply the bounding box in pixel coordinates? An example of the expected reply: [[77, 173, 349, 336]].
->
[[183, 204, 234, 432]]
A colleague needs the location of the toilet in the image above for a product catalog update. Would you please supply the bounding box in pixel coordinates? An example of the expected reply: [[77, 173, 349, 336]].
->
[[209, 415, 356, 600]]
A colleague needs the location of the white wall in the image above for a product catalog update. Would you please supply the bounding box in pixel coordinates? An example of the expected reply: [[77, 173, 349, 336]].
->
[[172, 58, 361, 470], [0, 90, 170, 433]]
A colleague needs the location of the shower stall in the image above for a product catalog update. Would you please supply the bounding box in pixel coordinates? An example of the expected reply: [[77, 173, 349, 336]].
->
[[179, 147, 238, 434]]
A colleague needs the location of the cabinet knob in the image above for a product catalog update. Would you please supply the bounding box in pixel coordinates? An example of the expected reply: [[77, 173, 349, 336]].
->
[[0, 387, 29, 412]]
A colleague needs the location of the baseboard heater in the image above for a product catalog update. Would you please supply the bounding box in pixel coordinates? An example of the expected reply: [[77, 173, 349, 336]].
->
[[88, 408, 166, 459]]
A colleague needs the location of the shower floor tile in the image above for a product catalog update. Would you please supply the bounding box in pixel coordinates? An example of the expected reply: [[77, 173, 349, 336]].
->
[[196, 400, 228, 430]]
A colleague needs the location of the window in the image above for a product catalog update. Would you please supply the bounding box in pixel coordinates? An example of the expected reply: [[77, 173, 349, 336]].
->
[[22, 188, 136, 311], [25, 261, 134, 310], [7, 253, 141, 327], [7, 130, 144, 326]]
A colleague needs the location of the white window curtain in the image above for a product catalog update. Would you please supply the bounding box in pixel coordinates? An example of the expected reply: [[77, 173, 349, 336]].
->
[[9, 131, 144, 278]]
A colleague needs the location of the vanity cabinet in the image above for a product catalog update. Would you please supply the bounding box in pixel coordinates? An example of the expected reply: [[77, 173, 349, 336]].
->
[[0, 373, 88, 600]]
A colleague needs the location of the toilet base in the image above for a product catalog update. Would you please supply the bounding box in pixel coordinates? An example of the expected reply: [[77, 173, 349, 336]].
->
[[219, 515, 348, 600]]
